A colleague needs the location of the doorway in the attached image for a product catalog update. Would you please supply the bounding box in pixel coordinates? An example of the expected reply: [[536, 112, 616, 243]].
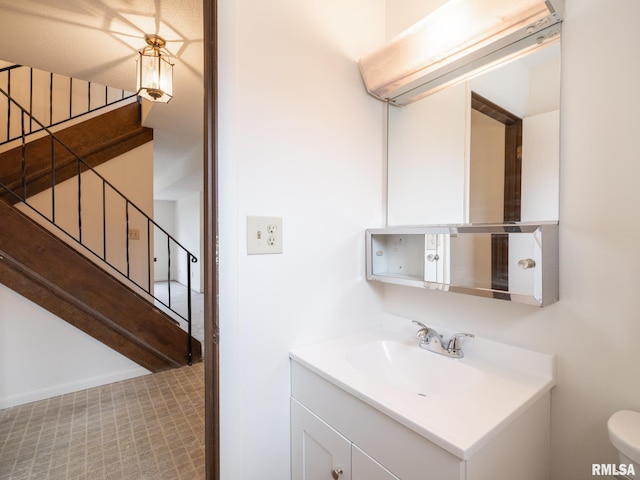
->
[[470, 91, 522, 293], [203, 0, 220, 479]]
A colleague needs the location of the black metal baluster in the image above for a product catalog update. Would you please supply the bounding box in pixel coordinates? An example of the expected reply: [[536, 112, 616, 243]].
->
[[69, 77, 73, 120], [49, 72, 53, 126], [126, 200, 130, 278], [51, 131, 55, 223], [20, 112, 26, 201], [6, 69, 11, 142], [147, 219, 152, 293], [77, 158, 82, 242], [187, 253, 193, 365], [167, 236, 171, 309], [102, 182, 107, 261], [29, 68, 33, 133]]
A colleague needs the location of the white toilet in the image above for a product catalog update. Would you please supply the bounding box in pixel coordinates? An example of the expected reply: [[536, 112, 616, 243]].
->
[[608, 410, 640, 478]]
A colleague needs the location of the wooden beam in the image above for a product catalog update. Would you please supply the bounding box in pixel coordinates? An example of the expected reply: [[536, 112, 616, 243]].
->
[[0, 102, 152, 205]]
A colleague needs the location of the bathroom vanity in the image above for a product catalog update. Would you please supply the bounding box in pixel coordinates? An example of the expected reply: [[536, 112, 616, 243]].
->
[[290, 316, 555, 480]]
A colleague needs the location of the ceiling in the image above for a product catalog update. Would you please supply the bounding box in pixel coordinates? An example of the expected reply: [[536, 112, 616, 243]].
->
[[0, 0, 204, 200]]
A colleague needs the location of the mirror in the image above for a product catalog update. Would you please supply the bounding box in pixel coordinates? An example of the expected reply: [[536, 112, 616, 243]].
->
[[366, 224, 559, 306], [387, 42, 560, 226]]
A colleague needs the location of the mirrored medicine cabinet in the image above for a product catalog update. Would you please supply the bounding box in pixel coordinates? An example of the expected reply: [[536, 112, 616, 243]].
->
[[361, 2, 562, 305], [387, 40, 561, 226]]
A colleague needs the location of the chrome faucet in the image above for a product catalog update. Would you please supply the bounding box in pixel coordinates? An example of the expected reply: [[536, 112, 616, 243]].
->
[[412, 321, 474, 359]]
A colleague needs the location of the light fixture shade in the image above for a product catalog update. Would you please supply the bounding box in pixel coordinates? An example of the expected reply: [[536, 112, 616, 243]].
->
[[359, 0, 563, 105], [136, 35, 174, 103]]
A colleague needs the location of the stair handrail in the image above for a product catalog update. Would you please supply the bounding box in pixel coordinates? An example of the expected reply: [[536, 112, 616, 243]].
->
[[0, 85, 197, 365], [0, 64, 136, 146]]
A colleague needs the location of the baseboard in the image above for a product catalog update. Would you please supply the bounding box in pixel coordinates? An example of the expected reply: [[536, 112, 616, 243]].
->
[[0, 366, 150, 410]]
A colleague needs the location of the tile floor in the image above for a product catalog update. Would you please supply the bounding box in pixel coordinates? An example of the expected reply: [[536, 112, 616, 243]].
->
[[0, 363, 205, 480]]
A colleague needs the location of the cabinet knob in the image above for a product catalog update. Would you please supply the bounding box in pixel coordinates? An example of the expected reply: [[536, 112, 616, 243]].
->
[[517, 258, 536, 269], [331, 467, 343, 479]]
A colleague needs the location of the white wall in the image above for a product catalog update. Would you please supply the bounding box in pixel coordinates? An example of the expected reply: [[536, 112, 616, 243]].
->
[[387, 83, 467, 225], [153, 200, 178, 281], [0, 283, 149, 409], [521, 110, 560, 222], [383, 1, 640, 479], [217, 0, 386, 477], [385, 0, 448, 40], [175, 192, 203, 292], [153, 194, 203, 292]]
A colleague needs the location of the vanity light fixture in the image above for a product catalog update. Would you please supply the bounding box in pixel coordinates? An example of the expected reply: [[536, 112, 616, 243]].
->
[[136, 34, 174, 103], [359, 0, 563, 106]]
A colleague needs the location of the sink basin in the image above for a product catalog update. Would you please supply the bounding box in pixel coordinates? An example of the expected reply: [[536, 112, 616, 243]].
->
[[346, 340, 483, 397], [290, 315, 555, 458]]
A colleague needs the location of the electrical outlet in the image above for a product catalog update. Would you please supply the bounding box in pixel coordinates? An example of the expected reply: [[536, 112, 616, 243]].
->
[[247, 216, 283, 254]]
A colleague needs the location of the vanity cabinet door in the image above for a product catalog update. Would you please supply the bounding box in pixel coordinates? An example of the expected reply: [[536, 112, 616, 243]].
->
[[291, 398, 351, 480], [352, 445, 400, 480]]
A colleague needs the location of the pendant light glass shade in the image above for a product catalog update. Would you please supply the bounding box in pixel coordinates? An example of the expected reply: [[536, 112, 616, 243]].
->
[[136, 34, 174, 103]]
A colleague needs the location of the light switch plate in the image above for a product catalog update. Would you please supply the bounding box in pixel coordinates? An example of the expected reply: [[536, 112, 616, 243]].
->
[[247, 216, 283, 254]]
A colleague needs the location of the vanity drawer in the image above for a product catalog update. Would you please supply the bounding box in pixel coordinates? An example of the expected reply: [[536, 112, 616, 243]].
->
[[291, 361, 465, 480]]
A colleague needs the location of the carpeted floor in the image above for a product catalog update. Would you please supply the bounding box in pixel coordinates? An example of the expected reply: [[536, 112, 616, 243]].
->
[[154, 281, 204, 344]]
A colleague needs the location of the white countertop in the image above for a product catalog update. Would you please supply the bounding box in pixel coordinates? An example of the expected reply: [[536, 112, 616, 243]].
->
[[290, 314, 555, 459]]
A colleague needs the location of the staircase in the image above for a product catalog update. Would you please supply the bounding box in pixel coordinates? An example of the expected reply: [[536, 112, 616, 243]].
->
[[0, 65, 201, 371], [0, 200, 201, 371]]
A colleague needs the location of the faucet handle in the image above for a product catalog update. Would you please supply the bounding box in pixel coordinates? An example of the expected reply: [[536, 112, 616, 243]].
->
[[412, 320, 429, 338], [412, 321, 441, 344], [447, 333, 475, 353]]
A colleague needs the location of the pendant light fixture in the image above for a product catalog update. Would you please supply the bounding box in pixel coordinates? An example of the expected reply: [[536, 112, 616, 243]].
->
[[136, 34, 174, 103]]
